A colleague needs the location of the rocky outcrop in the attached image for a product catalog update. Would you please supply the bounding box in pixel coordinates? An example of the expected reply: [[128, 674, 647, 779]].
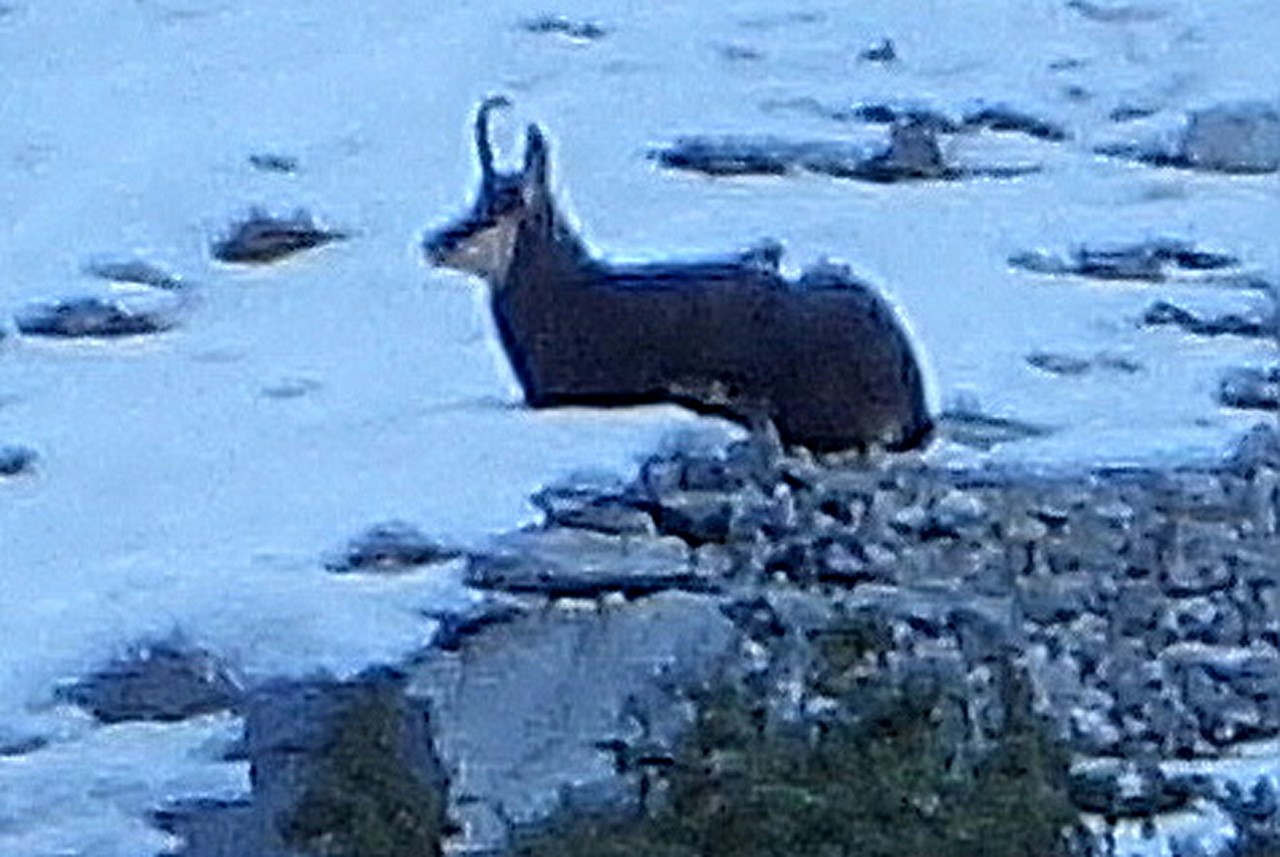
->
[[57, 640, 242, 724], [155, 423, 1280, 855]]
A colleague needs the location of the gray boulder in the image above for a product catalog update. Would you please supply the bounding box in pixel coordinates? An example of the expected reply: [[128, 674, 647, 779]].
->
[[1182, 102, 1280, 174], [406, 592, 739, 854]]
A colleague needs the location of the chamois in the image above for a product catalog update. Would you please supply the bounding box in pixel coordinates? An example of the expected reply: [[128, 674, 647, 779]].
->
[[423, 98, 934, 454]]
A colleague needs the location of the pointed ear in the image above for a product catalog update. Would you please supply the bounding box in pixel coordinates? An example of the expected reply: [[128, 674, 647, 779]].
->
[[522, 123, 550, 193]]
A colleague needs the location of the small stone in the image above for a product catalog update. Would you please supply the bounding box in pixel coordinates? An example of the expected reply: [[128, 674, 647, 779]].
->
[[858, 38, 896, 63], [1027, 352, 1092, 376], [0, 444, 37, 477], [324, 522, 460, 573], [929, 490, 988, 535]]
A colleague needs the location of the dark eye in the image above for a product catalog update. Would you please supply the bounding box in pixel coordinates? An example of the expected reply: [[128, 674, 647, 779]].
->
[[483, 184, 522, 218]]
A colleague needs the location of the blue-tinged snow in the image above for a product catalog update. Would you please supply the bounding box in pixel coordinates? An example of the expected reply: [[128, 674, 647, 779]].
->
[[0, 0, 1276, 853]]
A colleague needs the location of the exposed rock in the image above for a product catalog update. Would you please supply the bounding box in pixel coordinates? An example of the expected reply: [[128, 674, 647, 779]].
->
[[406, 592, 738, 854], [323, 521, 461, 574], [157, 671, 447, 857], [652, 135, 854, 177], [1026, 351, 1143, 376], [1182, 102, 1280, 174], [646, 490, 736, 545], [858, 38, 896, 63], [1229, 423, 1280, 474], [1220, 367, 1280, 412], [1096, 101, 1280, 173], [533, 471, 655, 537], [1066, 0, 1167, 24], [962, 104, 1068, 141], [934, 406, 1054, 450], [84, 257, 185, 290], [843, 120, 955, 182], [421, 598, 527, 652], [653, 121, 1037, 183], [247, 153, 299, 174], [0, 730, 49, 757], [0, 444, 37, 476], [1010, 239, 1238, 282], [1027, 352, 1093, 376], [843, 101, 961, 133], [15, 293, 183, 338], [212, 209, 346, 264], [466, 527, 709, 598], [56, 640, 241, 724], [519, 14, 608, 41], [1142, 300, 1273, 339]]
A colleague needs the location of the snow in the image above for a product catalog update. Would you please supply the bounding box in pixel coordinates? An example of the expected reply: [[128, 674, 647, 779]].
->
[[0, 0, 1276, 853]]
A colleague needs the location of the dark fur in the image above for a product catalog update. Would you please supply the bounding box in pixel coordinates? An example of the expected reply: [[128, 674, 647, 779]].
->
[[424, 100, 933, 454]]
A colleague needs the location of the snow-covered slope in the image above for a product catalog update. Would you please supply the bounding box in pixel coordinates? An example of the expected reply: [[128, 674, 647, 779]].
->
[[0, 0, 1275, 853]]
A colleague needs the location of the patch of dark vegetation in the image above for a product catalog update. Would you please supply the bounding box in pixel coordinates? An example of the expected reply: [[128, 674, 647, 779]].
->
[[56, 639, 241, 724], [0, 444, 37, 477], [212, 208, 347, 265], [519, 14, 608, 42], [1142, 300, 1274, 339], [324, 521, 462, 574], [15, 295, 180, 338], [510, 613, 1077, 857], [280, 683, 449, 857]]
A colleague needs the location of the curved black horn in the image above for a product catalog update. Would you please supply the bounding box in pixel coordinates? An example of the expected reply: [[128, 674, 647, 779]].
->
[[475, 95, 512, 187]]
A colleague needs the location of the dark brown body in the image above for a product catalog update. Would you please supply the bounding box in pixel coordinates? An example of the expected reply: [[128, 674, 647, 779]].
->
[[424, 99, 933, 454]]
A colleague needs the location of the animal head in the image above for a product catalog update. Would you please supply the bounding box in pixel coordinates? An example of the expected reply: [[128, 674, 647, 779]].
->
[[423, 97, 554, 284]]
